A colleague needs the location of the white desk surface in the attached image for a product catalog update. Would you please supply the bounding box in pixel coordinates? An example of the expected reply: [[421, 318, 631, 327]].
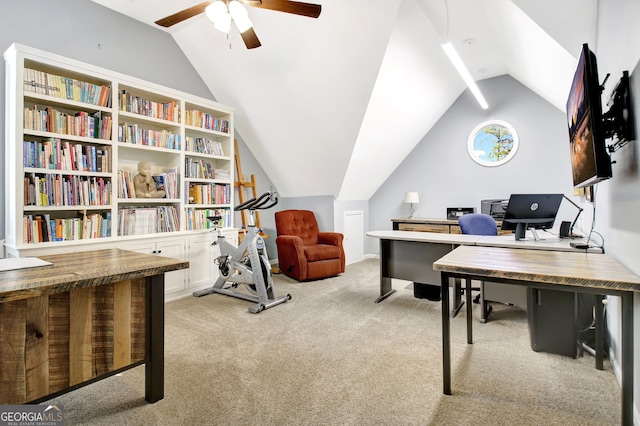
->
[[366, 230, 481, 245], [366, 230, 596, 253]]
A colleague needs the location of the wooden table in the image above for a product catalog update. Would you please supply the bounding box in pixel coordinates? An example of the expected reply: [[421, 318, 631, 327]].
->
[[0, 248, 189, 405], [433, 245, 640, 425]]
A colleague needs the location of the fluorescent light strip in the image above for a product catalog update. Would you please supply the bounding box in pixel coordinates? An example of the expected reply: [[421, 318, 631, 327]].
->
[[441, 42, 489, 110]]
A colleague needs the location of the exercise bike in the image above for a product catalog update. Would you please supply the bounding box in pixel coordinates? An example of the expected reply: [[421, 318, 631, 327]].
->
[[193, 191, 291, 313]]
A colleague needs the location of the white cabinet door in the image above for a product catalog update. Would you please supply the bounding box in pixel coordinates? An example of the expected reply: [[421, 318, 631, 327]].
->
[[188, 234, 215, 289], [122, 238, 186, 295], [156, 239, 186, 295]]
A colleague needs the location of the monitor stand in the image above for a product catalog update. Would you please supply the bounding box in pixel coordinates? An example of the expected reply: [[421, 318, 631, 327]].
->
[[515, 223, 542, 241]]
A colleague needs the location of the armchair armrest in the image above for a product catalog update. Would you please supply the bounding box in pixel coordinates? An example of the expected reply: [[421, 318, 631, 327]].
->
[[318, 232, 344, 246], [318, 232, 346, 273], [275, 235, 308, 278]]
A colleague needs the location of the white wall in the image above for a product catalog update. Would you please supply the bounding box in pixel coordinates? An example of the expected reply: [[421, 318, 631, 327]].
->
[[595, 0, 640, 418], [369, 74, 580, 254]]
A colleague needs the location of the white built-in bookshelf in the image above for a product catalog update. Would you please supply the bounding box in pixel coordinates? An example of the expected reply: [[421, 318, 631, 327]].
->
[[4, 43, 237, 299]]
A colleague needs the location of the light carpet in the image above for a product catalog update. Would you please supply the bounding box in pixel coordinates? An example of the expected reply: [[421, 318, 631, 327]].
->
[[46, 258, 620, 425]]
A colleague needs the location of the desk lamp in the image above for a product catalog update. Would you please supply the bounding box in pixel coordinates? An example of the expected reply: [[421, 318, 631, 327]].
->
[[562, 195, 584, 237], [404, 192, 419, 219]]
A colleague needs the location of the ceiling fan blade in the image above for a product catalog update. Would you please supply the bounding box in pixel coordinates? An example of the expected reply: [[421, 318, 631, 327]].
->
[[250, 0, 321, 18], [240, 27, 262, 49], [155, 1, 212, 27]]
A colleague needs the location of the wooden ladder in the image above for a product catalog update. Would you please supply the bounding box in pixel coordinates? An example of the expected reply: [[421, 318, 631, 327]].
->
[[234, 139, 265, 240], [234, 139, 279, 273]]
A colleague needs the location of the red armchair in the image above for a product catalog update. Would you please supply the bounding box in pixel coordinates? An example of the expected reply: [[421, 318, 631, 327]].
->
[[275, 210, 345, 281]]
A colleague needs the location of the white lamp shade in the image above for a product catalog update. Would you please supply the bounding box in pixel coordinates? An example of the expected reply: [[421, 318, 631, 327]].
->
[[229, 1, 253, 33], [213, 12, 231, 33], [228, 1, 246, 15], [205, 1, 227, 22], [404, 192, 419, 204]]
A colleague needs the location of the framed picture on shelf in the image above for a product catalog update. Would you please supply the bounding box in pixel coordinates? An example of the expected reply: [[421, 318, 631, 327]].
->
[[467, 120, 519, 167]]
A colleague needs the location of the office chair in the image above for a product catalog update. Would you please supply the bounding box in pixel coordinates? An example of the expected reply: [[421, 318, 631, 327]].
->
[[458, 213, 497, 322]]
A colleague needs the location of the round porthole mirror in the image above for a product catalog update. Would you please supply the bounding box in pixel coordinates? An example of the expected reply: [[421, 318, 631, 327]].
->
[[467, 120, 519, 167]]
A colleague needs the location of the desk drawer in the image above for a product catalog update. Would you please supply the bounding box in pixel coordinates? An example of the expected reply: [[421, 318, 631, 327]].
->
[[398, 223, 450, 233], [449, 225, 462, 234]]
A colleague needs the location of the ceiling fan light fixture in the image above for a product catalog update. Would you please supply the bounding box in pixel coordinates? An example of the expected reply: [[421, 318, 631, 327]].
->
[[213, 11, 232, 33], [229, 0, 247, 15], [205, 1, 227, 22], [228, 0, 253, 33]]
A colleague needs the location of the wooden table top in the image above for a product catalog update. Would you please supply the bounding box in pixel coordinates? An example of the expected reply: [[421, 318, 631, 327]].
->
[[0, 248, 189, 303], [433, 245, 640, 292]]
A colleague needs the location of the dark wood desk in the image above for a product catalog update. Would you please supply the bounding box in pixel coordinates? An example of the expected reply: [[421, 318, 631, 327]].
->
[[434, 245, 640, 425], [0, 248, 188, 405]]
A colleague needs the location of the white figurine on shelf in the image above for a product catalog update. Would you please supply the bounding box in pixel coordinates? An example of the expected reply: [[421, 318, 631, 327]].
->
[[133, 161, 165, 198]]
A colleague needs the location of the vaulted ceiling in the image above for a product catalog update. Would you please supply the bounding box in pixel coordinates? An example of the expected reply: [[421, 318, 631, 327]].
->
[[91, 0, 597, 200]]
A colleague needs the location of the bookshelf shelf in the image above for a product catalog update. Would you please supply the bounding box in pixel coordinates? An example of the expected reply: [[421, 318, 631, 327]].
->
[[117, 198, 181, 203], [5, 43, 236, 299]]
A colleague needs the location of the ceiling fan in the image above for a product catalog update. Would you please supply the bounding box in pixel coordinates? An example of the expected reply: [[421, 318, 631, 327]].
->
[[155, 0, 321, 49]]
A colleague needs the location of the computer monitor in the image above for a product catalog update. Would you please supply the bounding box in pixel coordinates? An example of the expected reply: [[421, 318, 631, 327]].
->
[[501, 194, 564, 240]]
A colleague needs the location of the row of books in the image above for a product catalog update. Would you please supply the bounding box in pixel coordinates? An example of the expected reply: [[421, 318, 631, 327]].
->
[[184, 158, 229, 180], [184, 110, 230, 134], [24, 68, 112, 107], [152, 171, 179, 199], [118, 206, 179, 236], [117, 122, 181, 150], [117, 169, 179, 199], [186, 208, 231, 230], [23, 139, 111, 173], [188, 183, 230, 205], [24, 106, 112, 139], [25, 173, 111, 207], [119, 89, 180, 123], [185, 136, 225, 156], [213, 169, 231, 180], [23, 212, 111, 244]]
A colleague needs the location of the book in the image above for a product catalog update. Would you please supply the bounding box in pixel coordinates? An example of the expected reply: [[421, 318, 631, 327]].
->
[[152, 174, 166, 193]]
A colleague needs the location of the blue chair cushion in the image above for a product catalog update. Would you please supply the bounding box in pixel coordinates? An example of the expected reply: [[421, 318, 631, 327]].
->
[[458, 213, 498, 236]]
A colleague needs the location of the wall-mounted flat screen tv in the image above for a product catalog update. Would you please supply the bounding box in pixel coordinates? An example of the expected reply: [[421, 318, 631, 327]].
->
[[566, 43, 612, 188]]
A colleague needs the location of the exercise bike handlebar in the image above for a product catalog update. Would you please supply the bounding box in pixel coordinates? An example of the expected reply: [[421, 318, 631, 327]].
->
[[234, 191, 279, 211]]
